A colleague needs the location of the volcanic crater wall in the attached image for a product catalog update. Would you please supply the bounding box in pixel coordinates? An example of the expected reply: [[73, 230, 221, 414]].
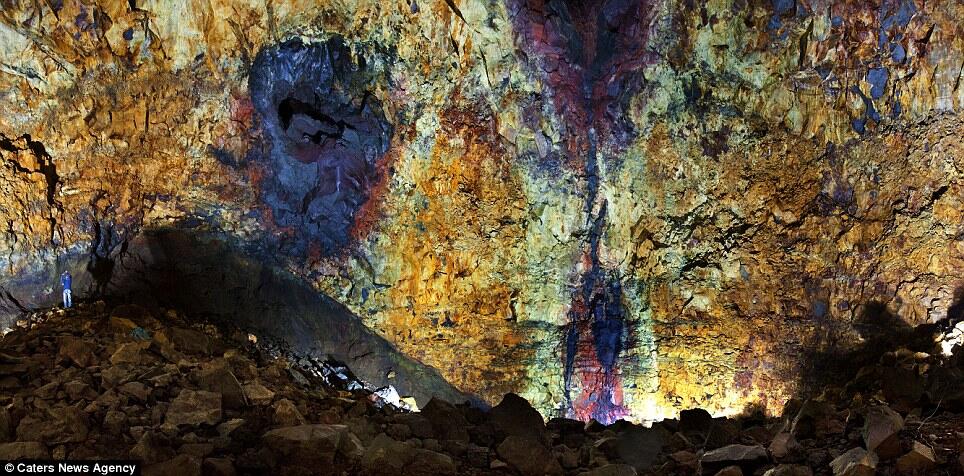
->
[[0, 0, 962, 423]]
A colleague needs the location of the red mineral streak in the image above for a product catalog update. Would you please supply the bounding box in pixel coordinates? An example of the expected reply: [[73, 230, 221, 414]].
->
[[510, 0, 659, 161], [230, 95, 255, 128], [349, 129, 407, 242], [567, 319, 631, 423]]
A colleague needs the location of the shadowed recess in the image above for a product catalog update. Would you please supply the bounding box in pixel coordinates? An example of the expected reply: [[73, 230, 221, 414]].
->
[[248, 37, 392, 258]]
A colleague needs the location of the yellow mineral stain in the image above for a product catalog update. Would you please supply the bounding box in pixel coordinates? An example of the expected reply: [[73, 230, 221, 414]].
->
[[371, 108, 533, 401]]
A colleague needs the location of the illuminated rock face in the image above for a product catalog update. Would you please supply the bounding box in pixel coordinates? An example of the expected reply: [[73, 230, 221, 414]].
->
[[1, 0, 963, 423], [509, 0, 658, 424]]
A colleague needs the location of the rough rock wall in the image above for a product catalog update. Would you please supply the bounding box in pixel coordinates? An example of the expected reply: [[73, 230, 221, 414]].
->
[[1, 0, 962, 423]]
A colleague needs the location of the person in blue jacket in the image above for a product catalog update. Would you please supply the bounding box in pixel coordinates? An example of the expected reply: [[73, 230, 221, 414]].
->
[[60, 271, 72, 308]]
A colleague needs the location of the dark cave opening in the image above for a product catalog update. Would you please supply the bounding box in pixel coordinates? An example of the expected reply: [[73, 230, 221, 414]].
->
[[276, 96, 352, 146], [246, 37, 392, 258]]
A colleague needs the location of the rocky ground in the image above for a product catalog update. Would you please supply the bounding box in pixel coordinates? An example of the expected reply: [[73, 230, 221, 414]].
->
[[0, 302, 961, 476]]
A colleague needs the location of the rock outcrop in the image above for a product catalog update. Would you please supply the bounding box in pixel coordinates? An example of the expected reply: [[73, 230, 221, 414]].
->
[[0, 0, 963, 424]]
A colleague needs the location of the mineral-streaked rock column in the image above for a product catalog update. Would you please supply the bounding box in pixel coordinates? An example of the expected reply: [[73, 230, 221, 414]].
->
[[0, 0, 962, 423]]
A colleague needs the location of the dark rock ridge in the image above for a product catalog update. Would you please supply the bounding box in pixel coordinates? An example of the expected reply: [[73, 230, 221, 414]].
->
[[113, 229, 470, 407], [0, 302, 963, 475], [2, 228, 467, 408]]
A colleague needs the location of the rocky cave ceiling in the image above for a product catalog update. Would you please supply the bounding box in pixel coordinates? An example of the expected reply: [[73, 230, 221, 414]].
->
[[0, 0, 962, 423]]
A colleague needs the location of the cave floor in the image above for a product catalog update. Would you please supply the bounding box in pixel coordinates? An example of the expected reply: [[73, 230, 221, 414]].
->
[[0, 302, 960, 476]]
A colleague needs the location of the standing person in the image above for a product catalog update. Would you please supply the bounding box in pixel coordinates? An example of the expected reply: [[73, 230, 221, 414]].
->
[[60, 270, 72, 308]]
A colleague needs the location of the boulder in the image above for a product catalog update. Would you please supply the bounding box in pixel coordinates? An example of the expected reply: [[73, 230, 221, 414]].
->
[[0, 442, 49, 459], [405, 448, 457, 476], [555, 444, 579, 469], [807, 448, 830, 468], [36, 381, 59, 399], [670, 450, 699, 471], [496, 435, 564, 476], [705, 420, 740, 449], [16, 405, 89, 444], [344, 416, 379, 444], [64, 380, 97, 401], [599, 426, 668, 471], [880, 366, 925, 411], [110, 341, 151, 365], [360, 433, 415, 474], [242, 381, 275, 406], [420, 398, 470, 442], [790, 400, 837, 439], [340, 431, 365, 460], [741, 426, 773, 444], [0, 356, 30, 378], [714, 466, 743, 476], [179, 443, 215, 458], [441, 438, 468, 458], [118, 381, 151, 402], [763, 465, 813, 476], [386, 423, 411, 440], [862, 405, 903, 459], [895, 441, 936, 475], [587, 464, 639, 476], [144, 454, 202, 476], [224, 352, 258, 381], [830, 448, 878, 476], [58, 336, 95, 367], [233, 447, 275, 474], [489, 393, 545, 439], [271, 399, 306, 427], [547, 417, 587, 449], [100, 365, 132, 388], [103, 410, 128, 435], [217, 419, 245, 438], [666, 431, 694, 452], [592, 435, 620, 464], [165, 389, 222, 426], [159, 327, 211, 355], [130, 431, 175, 465], [262, 424, 350, 468], [0, 407, 10, 442], [698, 444, 768, 475], [109, 316, 139, 335], [194, 361, 246, 409], [466, 443, 490, 468], [392, 413, 434, 439], [86, 388, 123, 413], [679, 408, 714, 436], [202, 458, 236, 476], [769, 432, 804, 462]]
